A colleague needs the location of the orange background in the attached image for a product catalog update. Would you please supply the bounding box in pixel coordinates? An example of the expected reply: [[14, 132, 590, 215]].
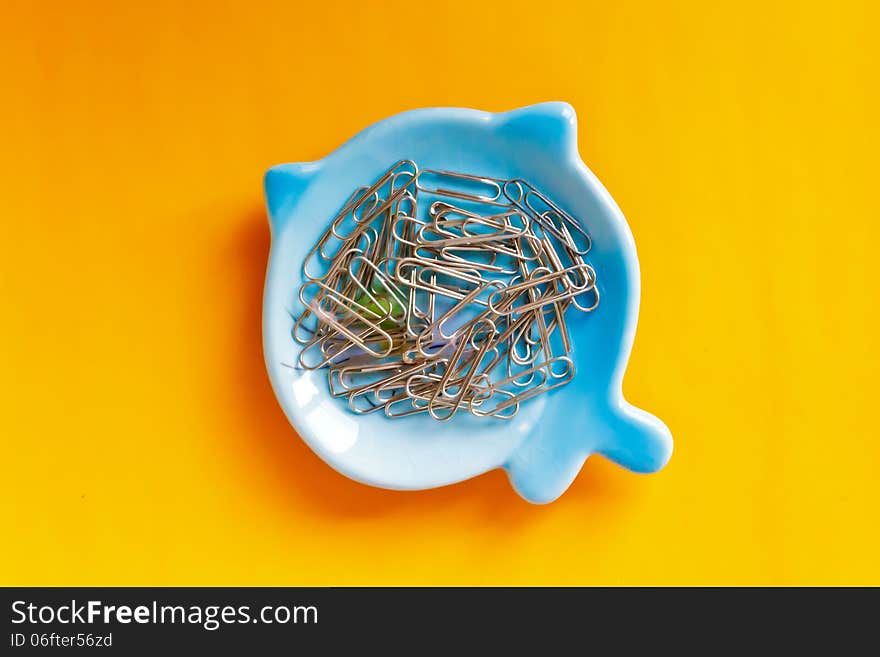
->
[[2, 0, 878, 585]]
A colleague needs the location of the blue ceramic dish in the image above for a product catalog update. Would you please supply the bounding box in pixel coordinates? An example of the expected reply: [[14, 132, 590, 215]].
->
[[262, 102, 672, 503]]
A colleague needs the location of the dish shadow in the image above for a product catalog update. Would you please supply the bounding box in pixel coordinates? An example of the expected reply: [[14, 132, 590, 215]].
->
[[227, 206, 631, 522]]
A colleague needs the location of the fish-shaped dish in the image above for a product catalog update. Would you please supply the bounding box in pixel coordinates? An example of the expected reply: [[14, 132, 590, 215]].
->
[[263, 102, 672, 503]]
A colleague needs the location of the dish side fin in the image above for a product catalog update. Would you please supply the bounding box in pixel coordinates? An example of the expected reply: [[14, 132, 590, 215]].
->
[[505, 435, 588, 504], [497, 101, 579, 158], [595, 402, 673, 474], [263, 163, 318, 234]]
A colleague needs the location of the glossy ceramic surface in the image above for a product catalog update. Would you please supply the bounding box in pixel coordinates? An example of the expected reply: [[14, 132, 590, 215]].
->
[[262, 102, 672, 503]]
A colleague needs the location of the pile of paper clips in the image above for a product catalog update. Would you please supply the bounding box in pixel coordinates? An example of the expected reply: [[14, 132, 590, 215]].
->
[[292, 160, 599, 421]]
